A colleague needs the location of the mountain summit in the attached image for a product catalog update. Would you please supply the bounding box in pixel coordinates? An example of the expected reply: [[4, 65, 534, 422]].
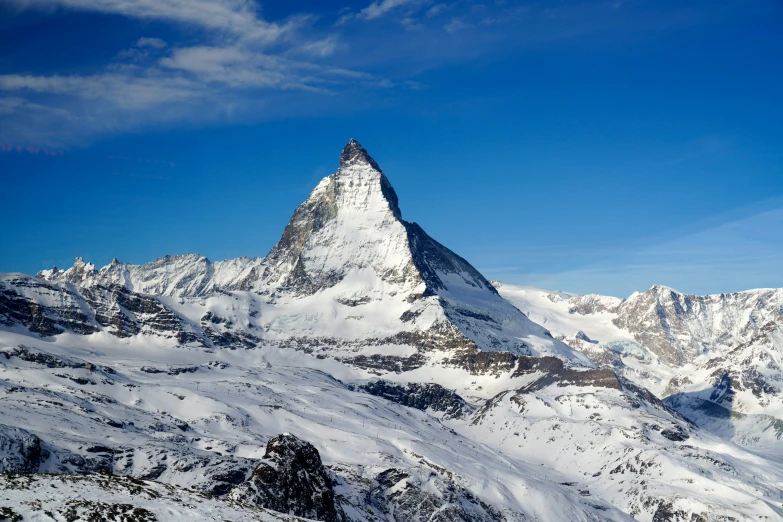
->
[[29, 139, 589, 369], [257, 139, 588, 366], [340, 138, 382, 171]]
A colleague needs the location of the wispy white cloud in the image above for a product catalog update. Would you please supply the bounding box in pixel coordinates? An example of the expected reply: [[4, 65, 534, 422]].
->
[[6, 0, 289, 42], [0, 73, 202, 107], [3, 0, 757, 149], [292, 36, 340, 58], [443, 17, 469, 33], [135, 37, 167, 49], [484, 205, 783, 297], [425, 4, 449, 18], [0, 30, 411, 147], [359, 0, 422, 21], [0, 0, 402, 146]]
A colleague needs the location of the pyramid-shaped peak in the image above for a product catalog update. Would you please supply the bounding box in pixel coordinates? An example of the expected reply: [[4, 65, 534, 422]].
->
[[340, 138, 381, 171]]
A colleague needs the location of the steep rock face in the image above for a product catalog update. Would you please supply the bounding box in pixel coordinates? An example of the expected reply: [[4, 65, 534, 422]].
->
[[262, 139, 409, 294], [0, 274, 98, 337], [251, 139, 587, 365], [0, 425, 48, 473], [359, 381, 471, 419], [367, 467, 504, 522], [662, 317, 783, 451], [0, 274, 206, 346], [497, 282, 783, 370], [611, 285, 783, 366], [229, 434, 345, 522]]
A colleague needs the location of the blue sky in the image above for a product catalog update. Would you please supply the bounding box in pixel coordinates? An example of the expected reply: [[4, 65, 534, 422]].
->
[[1, 0, 781, 297]]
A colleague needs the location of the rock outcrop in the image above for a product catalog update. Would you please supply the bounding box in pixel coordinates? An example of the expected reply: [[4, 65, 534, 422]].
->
[[229, 434, 344, 522], [359, 381, 471, 419]]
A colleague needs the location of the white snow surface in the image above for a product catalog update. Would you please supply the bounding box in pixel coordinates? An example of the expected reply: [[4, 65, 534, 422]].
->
[[1, 329, 783, 521], [494, 281, 783, 455]]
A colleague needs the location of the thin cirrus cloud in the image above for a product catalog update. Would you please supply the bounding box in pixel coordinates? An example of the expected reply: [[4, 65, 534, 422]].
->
[[485, 205, 783, 297], [359, 0, 422, 20], [0, 0, 415, 147], [135, 37, 167, 49], [2, 0, 738, 148], [5, 0, 291, 41]]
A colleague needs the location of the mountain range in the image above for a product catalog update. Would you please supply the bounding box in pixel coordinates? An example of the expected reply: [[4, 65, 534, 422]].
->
[[1, 140, 781, 521]]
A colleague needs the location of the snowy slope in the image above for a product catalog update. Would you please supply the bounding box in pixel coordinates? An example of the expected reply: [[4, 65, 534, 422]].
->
[[0, 473, 308, 522], [494, 281, 783, 455], [0, 331, 632, 521], [1, 328, 782, 520]]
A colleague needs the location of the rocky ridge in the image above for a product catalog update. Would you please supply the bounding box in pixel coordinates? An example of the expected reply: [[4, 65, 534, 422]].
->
[[494, 281, 783, 454]]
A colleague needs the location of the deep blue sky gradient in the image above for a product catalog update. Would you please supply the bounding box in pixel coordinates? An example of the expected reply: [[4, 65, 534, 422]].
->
[[1, 0, 782, 296]]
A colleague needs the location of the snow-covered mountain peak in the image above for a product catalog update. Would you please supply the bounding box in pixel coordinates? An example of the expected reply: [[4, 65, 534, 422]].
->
[[38, 256, 97, 285], [648, 283, 679, 293], [333, 138, 401, 218], [340, 138, 382, 170], [261, 140, 407, 292], [17, 140, 593, 368]]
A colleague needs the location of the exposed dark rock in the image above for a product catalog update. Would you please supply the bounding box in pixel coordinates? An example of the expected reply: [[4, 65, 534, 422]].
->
[[360, 380, 471, 419], [405, 222, 497, 296], [340, 353, 427, 373], [2, 345, 75, 368], [660, 426, 689, 442], [651, 501, 691, 522], [575, 330, 595, 343], [512, 356, 622, 391], [0, 507, 22, 522], [166, 366, 198, 376], [0, 425, 48, 473], [61, 501, 157, 522], [0, 277, 97, 336], [228, 434, 345, 522], [367, 466, 504, 522], [447, 350, 518, 375]]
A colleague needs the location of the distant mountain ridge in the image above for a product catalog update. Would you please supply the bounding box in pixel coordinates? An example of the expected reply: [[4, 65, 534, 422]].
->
[[494, 281, 783, 453]]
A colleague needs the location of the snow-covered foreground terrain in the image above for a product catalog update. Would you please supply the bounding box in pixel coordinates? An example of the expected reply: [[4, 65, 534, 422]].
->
[[1, 331, 782, 521], [0, 472, 307, 522], [1, 140, 783, 521], [0, 331, 633, 521]]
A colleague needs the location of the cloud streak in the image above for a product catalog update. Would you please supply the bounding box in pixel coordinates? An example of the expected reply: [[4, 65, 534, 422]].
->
[[6, 0, 290, 42], [2, 0, 759, 148], [486, 205, 783, 297], [359, 0, 422, 20]]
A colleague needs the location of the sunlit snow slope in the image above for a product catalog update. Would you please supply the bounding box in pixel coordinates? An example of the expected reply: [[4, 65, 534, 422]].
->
[[494, 281, 783, 456]]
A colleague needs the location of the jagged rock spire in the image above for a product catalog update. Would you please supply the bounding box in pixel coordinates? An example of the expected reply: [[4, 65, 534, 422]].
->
[[340, 138, 382, 171]]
